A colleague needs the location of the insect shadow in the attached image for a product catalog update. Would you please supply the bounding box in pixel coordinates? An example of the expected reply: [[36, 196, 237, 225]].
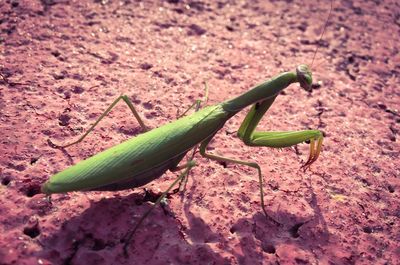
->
[[175, 169, 330, 263], [230, 185, 332, 264], [37, 191, 230, 264], [37, 175, 330, 264]]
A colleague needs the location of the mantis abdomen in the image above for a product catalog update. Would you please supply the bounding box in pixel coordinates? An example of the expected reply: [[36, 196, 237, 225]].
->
[[42, 104, 231, 194]]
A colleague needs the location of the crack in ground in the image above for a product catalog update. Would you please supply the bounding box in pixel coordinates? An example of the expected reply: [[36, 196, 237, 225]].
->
[[314, 100, 326, 130]]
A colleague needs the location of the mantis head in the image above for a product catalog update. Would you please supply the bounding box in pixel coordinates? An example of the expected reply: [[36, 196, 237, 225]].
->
[[296, 64, 313, 92]]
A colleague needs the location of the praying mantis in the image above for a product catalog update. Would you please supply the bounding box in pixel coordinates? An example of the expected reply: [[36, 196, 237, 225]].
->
[[42, 65, 323, 250], [42, 1, 332, 254]]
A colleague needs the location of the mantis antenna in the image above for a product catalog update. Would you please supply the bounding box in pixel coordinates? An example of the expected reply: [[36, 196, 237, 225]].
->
[[310, 0, 334, 69]]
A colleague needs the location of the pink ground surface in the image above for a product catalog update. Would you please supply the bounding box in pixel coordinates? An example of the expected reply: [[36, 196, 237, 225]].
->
[[1, 0, 399, 264]]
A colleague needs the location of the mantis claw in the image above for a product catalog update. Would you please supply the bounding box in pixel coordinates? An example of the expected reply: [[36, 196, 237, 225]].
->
[[301, 136, 323, 170]]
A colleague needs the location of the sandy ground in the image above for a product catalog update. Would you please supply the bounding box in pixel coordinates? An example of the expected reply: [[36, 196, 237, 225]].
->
[[0, 0, 399, 264]]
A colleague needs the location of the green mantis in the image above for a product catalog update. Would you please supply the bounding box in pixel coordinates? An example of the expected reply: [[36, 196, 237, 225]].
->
[[42, 64, 323, 252], [43, 65, 323, 195], [43, 65, 322, 191]]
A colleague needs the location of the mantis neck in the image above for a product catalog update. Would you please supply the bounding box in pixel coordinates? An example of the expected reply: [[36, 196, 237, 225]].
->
[[222, 72, 297, 112]]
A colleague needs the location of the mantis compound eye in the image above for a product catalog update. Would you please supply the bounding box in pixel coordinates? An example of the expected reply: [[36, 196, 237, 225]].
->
[[296, 64, 313, 92]]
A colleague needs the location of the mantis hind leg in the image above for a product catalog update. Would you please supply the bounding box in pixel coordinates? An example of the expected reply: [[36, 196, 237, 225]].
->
[[50, 94, 148, 148], [199, 136, 280, 225], [123, 160, 196, 256]]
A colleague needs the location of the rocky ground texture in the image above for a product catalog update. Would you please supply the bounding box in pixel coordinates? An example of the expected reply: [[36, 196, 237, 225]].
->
[[0, 0, 399, 264]]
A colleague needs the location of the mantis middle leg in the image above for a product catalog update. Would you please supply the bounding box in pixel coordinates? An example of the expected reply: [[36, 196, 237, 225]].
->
[[123, 160, 196, 255], [199, 135, 281, 225]]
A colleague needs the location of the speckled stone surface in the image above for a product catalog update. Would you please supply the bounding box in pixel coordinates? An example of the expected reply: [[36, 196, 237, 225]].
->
[[0, 0, 399, 264]]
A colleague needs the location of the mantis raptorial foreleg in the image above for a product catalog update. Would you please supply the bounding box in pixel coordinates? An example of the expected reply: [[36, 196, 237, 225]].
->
[[123, 160, 196, 255], [50, 94, 148, 148], [238, 97, 324, 169]]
